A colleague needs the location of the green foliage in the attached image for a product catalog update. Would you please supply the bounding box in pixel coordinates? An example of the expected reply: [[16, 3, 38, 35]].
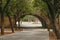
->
[[2, 0, 7, 9], [33, 0, 49, 16], [2, 0, 49, 17], [21, 15, 37, 21]]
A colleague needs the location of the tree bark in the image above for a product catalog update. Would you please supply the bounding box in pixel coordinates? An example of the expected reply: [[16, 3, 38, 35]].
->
[[7, 13, 14, 33], [1, 13, 4, 35], [14, 15, 17, 30], [0, 0, 4, 35], [45, 0, 60, 39]]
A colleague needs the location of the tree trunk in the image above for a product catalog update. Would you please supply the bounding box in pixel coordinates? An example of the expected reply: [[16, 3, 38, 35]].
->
[[7, 14, 14, 33], [45, 1, 59, 39], [1, 13, 4, 35], [18, 19, 20, 29], [0, 0, 4, 35], [56, 14, 60, 39], [9, 16, 14, 33], [14, 15, 17, 30]]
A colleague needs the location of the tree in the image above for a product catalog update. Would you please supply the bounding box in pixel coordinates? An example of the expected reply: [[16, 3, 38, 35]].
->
[[0, 0, 4, 35], [0, 0, 15, 35], [43, 0, 60, 39]]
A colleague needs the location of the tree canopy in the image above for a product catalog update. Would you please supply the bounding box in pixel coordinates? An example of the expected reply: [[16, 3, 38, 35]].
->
[[1, 0, 49, 16]]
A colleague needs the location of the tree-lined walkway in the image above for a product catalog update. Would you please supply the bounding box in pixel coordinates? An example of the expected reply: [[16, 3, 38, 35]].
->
[[0, 0, 60, 39]]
